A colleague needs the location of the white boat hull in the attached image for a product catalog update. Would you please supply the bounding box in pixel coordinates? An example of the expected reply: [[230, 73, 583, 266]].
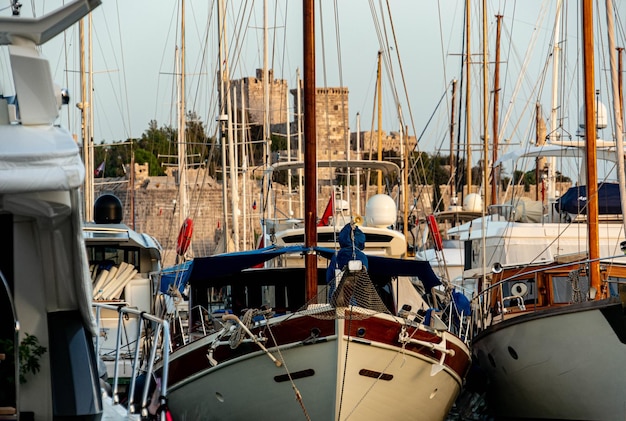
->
[[166, 312, 469, 420], [472, 300, 626, 420]]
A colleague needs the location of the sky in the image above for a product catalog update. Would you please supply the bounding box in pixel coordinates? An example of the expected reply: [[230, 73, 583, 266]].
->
[[3, 0, 626, 182]]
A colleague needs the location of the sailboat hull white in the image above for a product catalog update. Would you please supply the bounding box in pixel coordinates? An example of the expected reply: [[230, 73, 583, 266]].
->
[[473, 300, 626, 420], [166, 313, 469, 420]]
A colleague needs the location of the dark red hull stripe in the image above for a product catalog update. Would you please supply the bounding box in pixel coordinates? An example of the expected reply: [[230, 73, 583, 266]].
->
[[166, 314, 470, 386]]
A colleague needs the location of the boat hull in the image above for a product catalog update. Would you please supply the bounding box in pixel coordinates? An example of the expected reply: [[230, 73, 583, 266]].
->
[[166, 311, 470, 420], [472, 299, 626, 420]]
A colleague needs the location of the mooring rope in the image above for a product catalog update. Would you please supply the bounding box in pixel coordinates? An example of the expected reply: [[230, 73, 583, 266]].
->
[[263, 315, 312, 421]]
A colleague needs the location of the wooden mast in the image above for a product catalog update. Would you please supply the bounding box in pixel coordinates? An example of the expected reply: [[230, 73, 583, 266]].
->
[[303, 0, 317, 301], [465, 0, 472, 195], [581, 0, 601, 295], [491, 15, 502, 206]]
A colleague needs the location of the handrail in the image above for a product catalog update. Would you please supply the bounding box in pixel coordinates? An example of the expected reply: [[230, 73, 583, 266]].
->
[[471, 253, 626, 301], [93, 302, 170, 417]]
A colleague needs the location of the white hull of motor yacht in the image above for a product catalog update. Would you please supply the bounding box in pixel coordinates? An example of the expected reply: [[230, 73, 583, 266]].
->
[[458, 218, 625, 270], [166, 310, 468, 421], [472, 299, 626, 420], [414, 243, 465, 285]]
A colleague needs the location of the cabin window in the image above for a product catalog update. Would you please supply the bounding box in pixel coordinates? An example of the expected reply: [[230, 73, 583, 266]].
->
[[501, 279, 535, 307], [262, 285, 276, 308], [606, 276, 626, 298], [552, 273, 589, 303], [207, 286, 227, 313], [87, 246, 139, 270]]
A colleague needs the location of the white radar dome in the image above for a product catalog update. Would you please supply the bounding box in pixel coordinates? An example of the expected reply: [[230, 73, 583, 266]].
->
[[463, 193, 483, 212], [577, 99, 608, 134], [364, 194, 397, 228]]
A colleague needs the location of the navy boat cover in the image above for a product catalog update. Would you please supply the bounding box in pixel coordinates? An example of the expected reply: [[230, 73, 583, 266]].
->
[[159, 245, 441, 293], [555, 183, 622, 215]]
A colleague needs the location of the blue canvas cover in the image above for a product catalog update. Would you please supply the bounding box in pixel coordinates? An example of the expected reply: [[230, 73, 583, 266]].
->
[[160, 244, 441, 292], [555, 183, 622, 215], [159, 260, 193, 293]]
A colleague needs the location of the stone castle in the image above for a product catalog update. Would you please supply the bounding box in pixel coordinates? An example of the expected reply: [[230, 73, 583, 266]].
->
[[94, 69, 565, 266], [230, 69, 416, 166]]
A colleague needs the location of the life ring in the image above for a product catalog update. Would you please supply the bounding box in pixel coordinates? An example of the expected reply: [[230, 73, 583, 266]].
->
[[426, 214, 443, 251], [176, 217, 194, 255]]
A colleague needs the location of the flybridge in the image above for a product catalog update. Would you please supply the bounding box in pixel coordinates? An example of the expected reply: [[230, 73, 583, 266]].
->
[[0, 0, 101, 126]]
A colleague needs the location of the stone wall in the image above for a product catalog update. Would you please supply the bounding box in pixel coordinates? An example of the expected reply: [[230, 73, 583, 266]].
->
[[96, 167, 571, 267]]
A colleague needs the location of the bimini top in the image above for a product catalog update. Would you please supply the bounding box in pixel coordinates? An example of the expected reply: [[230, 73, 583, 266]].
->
[[495, 144, 625, 166], [266, 159, 400, 177], [159, 245, 440, 293]]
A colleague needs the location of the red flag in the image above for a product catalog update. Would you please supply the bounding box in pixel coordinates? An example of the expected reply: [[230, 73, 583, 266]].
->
[[317, 193, 334, 226]]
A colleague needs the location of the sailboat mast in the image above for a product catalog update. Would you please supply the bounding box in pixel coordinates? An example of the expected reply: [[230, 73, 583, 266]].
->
[[465, 0, 472, 195], [619, 48, 624, 120], [79, 18, 93, 222], [604, 0, 626, 237], [450, 79, 457, 204], [240, 84, 249, 250], [259, 0, 270, 247], [491, 15, 502, 206], [218, 0, 230, 251], [548, 0, 563, 201], [297, 68, 304, 218], [581, 0, 601, 294], [286, 81, 293, 218], [481, 0, 489, 210], [303, 0, 317, 301], [376, 50, 383, 194], [178, 0, 188, 231], [356, 112, 361, 216]]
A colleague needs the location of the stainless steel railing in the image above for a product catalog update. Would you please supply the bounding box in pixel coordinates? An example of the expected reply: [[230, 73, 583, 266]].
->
[[93, 302, 170, 417]]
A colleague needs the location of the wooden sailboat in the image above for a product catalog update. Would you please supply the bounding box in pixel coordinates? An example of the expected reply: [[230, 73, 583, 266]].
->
[[469, 2, 626, 419], [156, 2, 471, 420]]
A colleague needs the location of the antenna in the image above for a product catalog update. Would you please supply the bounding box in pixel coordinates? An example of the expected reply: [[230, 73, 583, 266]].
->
[[11, 0, 21, 16]]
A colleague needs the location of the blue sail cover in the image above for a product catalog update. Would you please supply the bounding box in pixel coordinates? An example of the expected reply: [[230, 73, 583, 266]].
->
[[159, 260, 193, 293], [159, 245, 441, 293], [555, 183, 622, 215]]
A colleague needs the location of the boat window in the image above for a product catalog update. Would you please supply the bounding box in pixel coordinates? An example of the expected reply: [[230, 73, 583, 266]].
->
[[552, 273, 589, 303], [606, 276, 626, 298], [501, 279, 535, 307], [87, 246, 139, 270], [207, 286, 227, 313], [262, 285, 276, 308]]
